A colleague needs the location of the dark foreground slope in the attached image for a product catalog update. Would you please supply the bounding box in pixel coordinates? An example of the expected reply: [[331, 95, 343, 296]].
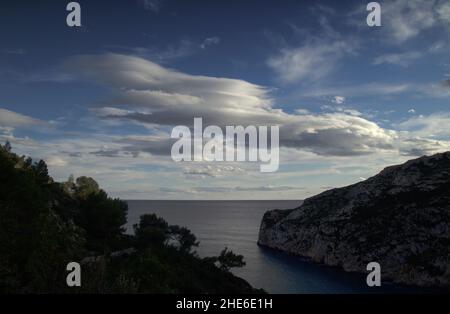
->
[[0, 143, 263, 294], [258, 152, 450, 288]]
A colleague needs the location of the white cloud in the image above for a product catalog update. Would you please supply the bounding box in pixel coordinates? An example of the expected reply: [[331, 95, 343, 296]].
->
[[281, 112, 397, 156], [110, 36, 221, 63], [46, 156, 67, 167], [267, 40, 356, 84], [398, 112, 450, 139], [308, 80, 448, 100], [0, 108, 44, 128], [419, 80, 450, 98], [64, 53, 450, 159], [437, 1, 450, 24], [372, 41, 446, 67], [379, 0, 450, 44], [93, 107, 133, 117], [67, 53, 278, 128], [303, 83, 410, 98], [295, 109, 310, 115], [183, 164, 245, 178], [161, 185, 303, 194], [139, 0, 163, 12], [373, 51, 423, 67], [332, 96, 346, 104], [200, 37, 220, 49], [383, 0, 437, 43], [113, 39, 199, 63]]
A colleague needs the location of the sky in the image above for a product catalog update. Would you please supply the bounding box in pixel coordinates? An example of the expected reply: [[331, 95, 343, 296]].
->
[[1, 0, 450, 200]]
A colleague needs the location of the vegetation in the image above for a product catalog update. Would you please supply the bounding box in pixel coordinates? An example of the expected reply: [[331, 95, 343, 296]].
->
[[0, 142, 263, 294], [204, 247, 246, 272]]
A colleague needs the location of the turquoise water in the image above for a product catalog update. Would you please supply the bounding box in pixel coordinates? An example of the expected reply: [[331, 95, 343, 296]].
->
[[126, 200, 431, 294]]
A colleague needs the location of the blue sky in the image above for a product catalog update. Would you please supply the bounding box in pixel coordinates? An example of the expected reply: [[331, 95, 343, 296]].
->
[[1, 0, 450, 199]]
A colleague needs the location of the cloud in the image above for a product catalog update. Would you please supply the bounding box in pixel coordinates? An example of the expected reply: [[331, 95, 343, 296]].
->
[[332, 96, 346, 104], [397, 137, 447, 156], [66, 53, 277, 127], [24, 71, 73, 83], [373, 51, 423, 67], [419, 81, 450, 98], [303, 83, 410, 98], [200, 37, 220, 49], [106, 38, 201, 64], [65, 53, 450, 159], [379, 0, 450, 43], [184, 185, 302, 194], [267, 40, 356, 84], [234, 185, 303, 192], [110, 36, 221, 63], [266, 8, 358, 85], [183, 165, 244, 178], [398, 112, 450, 139], [372, 41, 446, 67], [437, 1, 450, 24], [139, 0, 163, 12], [159, 187, 187, 194], [0, 108, 44, 128], [442, 78, 450, 87], [383, 0, 437, 43], [46, 156, 67, 167], [295, 109, 310, 115], [321, 105, 362, 117], [129, 39, 198, 63], [281, 113, 397, 156], [93, 107, 133, 117], [115, 135, 175, 157], [0, 48, 26, 55], [0, 68, 73, 84], [0, 129, 37, 147]]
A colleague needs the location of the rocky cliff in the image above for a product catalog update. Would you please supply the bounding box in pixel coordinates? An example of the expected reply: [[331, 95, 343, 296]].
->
[[258, 152, 450, 288]]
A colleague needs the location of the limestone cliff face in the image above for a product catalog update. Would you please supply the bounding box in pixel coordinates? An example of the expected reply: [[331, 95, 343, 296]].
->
[[258, 152, 450, 288]]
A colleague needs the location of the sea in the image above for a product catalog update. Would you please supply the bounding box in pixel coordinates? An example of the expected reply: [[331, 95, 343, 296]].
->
[[126, 200, 431, 294]]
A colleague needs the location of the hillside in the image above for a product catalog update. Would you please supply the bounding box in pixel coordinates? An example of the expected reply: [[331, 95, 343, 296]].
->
[[259, 152, 450, 288]]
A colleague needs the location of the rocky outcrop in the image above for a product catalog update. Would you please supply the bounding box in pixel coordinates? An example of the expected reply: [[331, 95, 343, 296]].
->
[[258, 152, 450, 288]]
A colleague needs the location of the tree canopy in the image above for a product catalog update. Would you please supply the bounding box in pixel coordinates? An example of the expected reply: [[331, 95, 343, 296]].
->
[[0, 143, 261, 294]]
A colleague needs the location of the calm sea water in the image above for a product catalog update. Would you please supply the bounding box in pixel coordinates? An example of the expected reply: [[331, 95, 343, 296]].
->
[[126, 200, 428, 294]]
